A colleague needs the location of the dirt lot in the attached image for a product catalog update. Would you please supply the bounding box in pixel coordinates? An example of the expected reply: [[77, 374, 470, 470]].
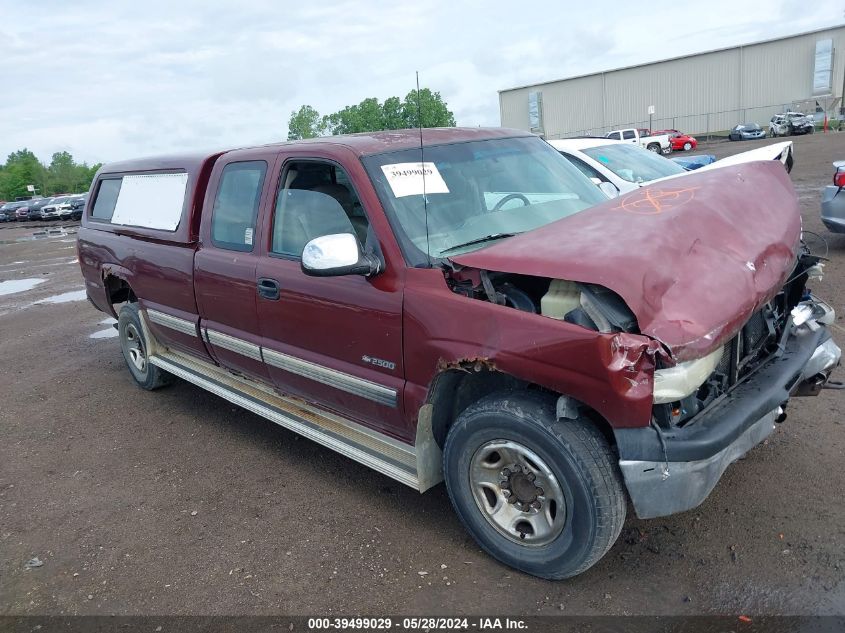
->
[[1, 133, 844, 617]]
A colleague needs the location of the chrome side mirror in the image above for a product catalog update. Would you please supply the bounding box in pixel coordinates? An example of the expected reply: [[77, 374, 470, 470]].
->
[[301, 233, 380, 277]]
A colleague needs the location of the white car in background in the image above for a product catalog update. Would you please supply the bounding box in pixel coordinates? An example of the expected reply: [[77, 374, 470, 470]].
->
[[41, 196, 75, 219], [549, 137, 794, 197]]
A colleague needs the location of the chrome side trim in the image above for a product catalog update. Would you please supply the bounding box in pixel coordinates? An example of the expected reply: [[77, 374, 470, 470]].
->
[[262, 347, 397, 407], [205, 328, 262, 362], [148, 349, 419, 489], [147, 309, 197, 338]]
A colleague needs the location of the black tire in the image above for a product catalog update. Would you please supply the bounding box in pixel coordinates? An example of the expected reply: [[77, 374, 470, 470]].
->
[[443, 390, 626, 580], [683, 142, 692, 151], [118, 303, 172, 390], [646, 143, 660, 153]]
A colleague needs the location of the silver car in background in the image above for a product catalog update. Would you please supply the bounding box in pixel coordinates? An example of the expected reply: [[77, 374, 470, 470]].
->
[[821, 161, 845, 234]]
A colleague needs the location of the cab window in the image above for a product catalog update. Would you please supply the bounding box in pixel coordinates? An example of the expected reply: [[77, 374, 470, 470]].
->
[[271, 161, 369, 258], [210, 161, 267, 252]]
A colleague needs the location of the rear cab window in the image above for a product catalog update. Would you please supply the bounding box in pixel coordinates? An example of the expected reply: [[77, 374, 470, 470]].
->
[[89, 172, 189, 231], [210, 161, 268, 251]]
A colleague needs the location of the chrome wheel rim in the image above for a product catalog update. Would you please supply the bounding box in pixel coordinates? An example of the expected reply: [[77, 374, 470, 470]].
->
[[124, 323, 147, 373], [469, 439, 566, 547]]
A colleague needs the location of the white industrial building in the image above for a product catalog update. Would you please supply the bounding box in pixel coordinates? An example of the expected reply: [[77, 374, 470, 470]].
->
[[499, 25, 845, 138]]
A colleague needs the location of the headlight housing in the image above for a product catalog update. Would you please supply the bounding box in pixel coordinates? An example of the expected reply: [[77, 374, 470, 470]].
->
[[653, 346, 723, 404]]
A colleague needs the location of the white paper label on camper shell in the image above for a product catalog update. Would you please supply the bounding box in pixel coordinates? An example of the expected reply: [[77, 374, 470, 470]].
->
[[111, 172, 189, 231], [380, 162, 449, 198]]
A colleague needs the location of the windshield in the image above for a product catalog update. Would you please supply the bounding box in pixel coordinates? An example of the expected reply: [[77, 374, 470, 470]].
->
[[362, 136, 607, 263], [581, 143, 687, 183]]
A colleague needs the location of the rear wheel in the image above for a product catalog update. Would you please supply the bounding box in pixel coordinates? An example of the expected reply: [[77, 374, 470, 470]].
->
[[443, 391, 626, 580], [118, 303, 172, 390]]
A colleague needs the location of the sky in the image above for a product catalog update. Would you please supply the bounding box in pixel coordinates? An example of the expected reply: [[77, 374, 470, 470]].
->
[[1, 0, 842, 165]]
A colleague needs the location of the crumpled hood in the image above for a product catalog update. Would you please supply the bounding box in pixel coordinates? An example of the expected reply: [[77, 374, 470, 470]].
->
[[452, 161, 802, 361]]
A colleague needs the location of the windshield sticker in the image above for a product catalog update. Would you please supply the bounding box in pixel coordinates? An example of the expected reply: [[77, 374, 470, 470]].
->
[[380, 162, 449, 198]]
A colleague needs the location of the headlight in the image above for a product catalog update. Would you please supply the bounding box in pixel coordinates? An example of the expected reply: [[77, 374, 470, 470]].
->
[[653, 346, 723, 404]]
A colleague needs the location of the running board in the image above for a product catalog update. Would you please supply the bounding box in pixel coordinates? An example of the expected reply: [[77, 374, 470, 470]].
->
[[147, 347, 441, 492]]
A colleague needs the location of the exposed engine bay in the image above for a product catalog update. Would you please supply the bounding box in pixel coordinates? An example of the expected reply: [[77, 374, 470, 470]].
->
[[444, 245, 833, 430], [445, 269, 639, 334]]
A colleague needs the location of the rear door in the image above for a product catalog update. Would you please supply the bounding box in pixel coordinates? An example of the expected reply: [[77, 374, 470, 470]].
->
[[253, 154, 407, 439], [194, 152, 278, 380]]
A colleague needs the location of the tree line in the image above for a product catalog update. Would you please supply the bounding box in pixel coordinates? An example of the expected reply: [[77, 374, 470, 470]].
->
[[0, 149, 100, 201], [288, 88, 456, 140]]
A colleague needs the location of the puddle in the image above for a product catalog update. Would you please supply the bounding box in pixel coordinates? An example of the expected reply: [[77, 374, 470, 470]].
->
[[90, 317, 118, 339], [90, 328, 118, 339], [35, 289, 87, 304], [0, 228, 78, 245], [0, 278, 47, 296]]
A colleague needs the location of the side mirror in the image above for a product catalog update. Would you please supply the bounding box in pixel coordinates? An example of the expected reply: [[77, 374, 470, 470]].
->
[[301, 233, 381, 277], [598, 181, 619, 198]]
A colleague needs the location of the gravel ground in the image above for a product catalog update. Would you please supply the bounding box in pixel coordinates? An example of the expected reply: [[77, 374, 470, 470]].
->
[[1, 133, 844, 616]]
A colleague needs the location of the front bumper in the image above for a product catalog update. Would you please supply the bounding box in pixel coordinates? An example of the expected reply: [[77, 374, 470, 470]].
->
[[821, 186, 845, 233], [615, 325, 840, 519]]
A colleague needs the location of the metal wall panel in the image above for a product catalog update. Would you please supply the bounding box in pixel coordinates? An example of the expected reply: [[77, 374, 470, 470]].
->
[[499, 26, 845, 138]]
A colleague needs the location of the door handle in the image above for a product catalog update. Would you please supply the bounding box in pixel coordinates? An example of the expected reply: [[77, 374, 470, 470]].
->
[[257, 278, 280, 300]]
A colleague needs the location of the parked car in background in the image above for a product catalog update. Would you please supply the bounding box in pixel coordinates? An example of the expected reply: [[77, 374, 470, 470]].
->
[[671, 154, 717, 170], [15, 202, 33, 221], [821, 160, 845, 234], [26, 197, 54, 221], [770, 112, 814, 137], [0, 204, 13, 222], [729, 123, 766, 141], [42, 196, 74, 220], [69, 194, 88, 220], [552, 138, 686, 195], [654, 129, 697, 151], [606, 128, 672, 153], [1, 201, 25, 221], [551, 138, 794, 196]]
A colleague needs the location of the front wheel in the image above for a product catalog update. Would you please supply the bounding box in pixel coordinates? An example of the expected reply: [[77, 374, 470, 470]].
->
[[118, 303, 172, 390], [683, 142, 692, 151], [443, 391, 626, 580], [646, 143, 660, 153]]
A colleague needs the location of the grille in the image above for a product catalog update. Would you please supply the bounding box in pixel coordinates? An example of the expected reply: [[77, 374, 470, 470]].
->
[[713, 309, 773, 388], [716, 340, 734, 378], [742, 309, 769, 357]]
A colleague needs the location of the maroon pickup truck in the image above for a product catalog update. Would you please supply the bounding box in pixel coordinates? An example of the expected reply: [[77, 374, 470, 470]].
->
[[78, 127, 840, 579]]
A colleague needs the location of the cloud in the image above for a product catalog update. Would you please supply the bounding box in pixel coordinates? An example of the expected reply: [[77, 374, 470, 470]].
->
[[0, 0, 841, 165]]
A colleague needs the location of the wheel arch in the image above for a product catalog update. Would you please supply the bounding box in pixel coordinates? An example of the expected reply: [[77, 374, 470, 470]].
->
[[102, 267, 137, 317], [425, 364, 617, 452]]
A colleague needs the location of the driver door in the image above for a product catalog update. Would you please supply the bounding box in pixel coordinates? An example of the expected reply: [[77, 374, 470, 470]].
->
[[254, 158, 406, 438]]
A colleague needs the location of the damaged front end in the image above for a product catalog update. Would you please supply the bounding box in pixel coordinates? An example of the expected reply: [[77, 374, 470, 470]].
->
[[445, 243, 840, 521], [615, 250, 841, 519], [650, 251, 839, 429]]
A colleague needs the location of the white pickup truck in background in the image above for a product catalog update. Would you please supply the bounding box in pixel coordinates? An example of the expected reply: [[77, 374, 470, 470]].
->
[[606, 128, 672, 154]]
